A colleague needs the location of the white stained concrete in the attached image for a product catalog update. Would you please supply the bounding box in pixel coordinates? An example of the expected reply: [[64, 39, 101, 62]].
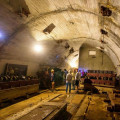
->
[[0, 0, 120, 72], [79, 44, 116, 71]]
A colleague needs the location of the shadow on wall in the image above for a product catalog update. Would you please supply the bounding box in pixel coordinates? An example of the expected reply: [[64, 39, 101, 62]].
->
[[8, 0, 30, 17]]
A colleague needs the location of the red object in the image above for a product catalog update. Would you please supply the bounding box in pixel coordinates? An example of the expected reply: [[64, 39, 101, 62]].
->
[[87, 71, 115, 86]]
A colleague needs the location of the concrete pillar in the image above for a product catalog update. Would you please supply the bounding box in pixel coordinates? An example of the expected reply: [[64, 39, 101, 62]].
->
[[116, 66, 120, 76], [78, 47, 81, 68]]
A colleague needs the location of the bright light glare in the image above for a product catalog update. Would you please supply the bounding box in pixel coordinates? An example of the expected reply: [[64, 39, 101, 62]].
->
[[32, 31, 48, 41], [0, 32, 4, 40], [34, 44, 43, 52], [0, 33, 2, 38], [70, 60, 77, 68]]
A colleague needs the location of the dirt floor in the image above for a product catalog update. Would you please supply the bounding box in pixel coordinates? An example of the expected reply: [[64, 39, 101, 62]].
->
[[0, 85, 120, 120]]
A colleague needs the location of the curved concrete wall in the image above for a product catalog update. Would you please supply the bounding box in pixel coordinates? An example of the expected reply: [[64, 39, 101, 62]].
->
[[79, 45, 116, 72]]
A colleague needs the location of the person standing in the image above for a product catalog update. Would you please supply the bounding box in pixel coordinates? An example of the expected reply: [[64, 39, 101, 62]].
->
[[75, 70, 81, 92], [66, 70, 72, 93], [51, 69, 55, 92], [81, 70, 85, 78], [63, 69, 68, 84], [71, 70, 76, 90]]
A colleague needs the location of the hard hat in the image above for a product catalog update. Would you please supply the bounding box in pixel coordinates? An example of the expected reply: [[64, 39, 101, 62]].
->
[[51, 69, 54, 72]]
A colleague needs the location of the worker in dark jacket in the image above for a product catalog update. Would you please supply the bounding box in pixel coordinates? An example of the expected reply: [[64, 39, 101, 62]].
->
[[75, 70, 81, 92]]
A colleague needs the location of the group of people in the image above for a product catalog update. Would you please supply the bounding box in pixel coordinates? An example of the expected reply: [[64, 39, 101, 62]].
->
[[66, 69, 81, 93], [50, 68, 83, 93]]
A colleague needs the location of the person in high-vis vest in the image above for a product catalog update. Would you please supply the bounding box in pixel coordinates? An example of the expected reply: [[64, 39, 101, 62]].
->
[[51, 69, 55, 92]]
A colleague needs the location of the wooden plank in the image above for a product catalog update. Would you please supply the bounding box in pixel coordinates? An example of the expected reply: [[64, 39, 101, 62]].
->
[[0, 84, 39, 102], [18, 102, 67, 120], [0, 93, 61, 120], [108, 93, 120, 111]]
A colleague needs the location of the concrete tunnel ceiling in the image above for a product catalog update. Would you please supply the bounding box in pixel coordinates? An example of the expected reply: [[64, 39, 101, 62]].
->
[[0, 0, 120, 70]]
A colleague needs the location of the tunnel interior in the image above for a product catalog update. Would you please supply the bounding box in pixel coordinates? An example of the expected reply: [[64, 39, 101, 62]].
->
[[0, 0, 120, 120]]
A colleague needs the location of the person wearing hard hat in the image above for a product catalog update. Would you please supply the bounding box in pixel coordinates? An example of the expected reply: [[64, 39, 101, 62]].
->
[[51, 69, 55, 92]]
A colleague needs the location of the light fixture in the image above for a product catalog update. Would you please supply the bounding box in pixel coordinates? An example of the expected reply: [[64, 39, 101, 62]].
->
[[69, 47, 74, 54], [69, 59, 78, 68], [89, 50, 96, 56], [34, 44, 43, 53], [43, 23, 55, 34], [100, 29, 108, 35], [74, 54, 78, 57], [70, 60, 77, 68], [0, 32, 2, 38], [0, 31, 5, 41], [101, 6, 112, 17]]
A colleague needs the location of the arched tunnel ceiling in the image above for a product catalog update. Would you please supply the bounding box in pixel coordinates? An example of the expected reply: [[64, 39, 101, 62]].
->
[[0, 0, 120, 68]]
